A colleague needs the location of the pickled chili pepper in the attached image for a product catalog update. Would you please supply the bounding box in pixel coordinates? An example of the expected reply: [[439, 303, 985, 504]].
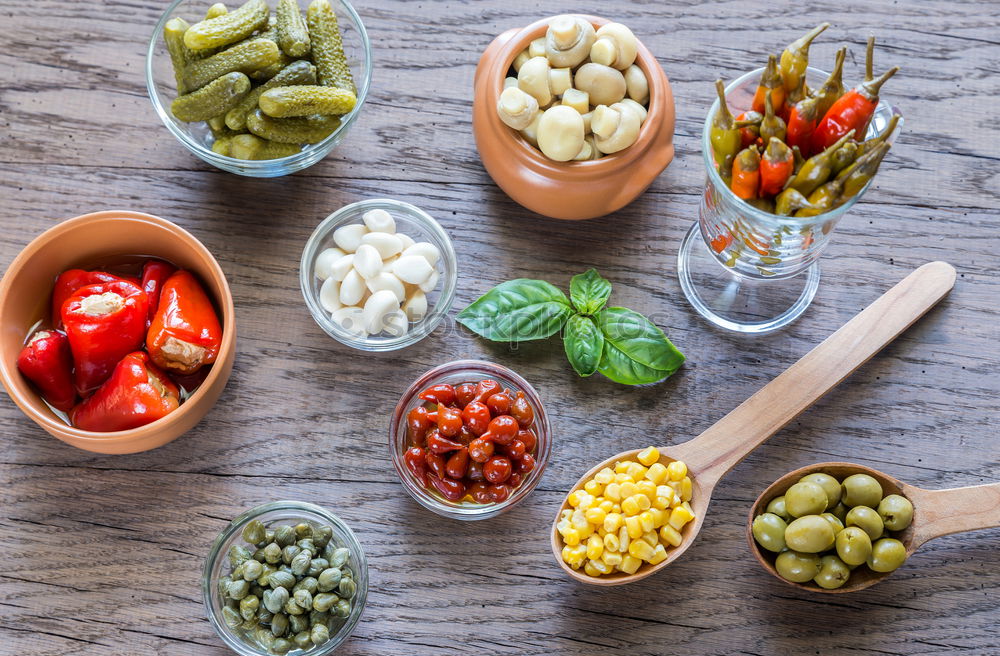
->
[[62, 280, 149, 395], [759, 137, 795, 197], [752, 54, 785, 115], [812, 66, 899, 151], [795, 179, 844, 217], [718, 153, 735, 187], [791, 145, 805, 175], [710, 79, 741, 167], [747, 197, 775, 213], [813, 47, 847, 118], [51, 269, 127, 328], [404, 446, 429, 486], [16, 330, 76, 411], [760, 92, 786, 144], [70, 351, 180, 432], [779, 23, 829, 94], [836, 142, 891, 202], [146, 270, 223, 375], [735, 111, 762, 148], [830, 141, 858, 175], [775, 187, 820, 216], [731, 147, 761, 200], [140, 259, 177, 326], [786, 47, 846, 156], [787, 130, 855, 197], [857, 113, 900, 157]]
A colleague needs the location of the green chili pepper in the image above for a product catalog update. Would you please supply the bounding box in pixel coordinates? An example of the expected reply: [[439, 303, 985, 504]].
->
[[836, 142, 891, 202], [787, 130, 855, 197], [857, 113, 900, 157], [710, 79, 741, 167], [814, 46, 847, 118], [775, 187, 820, 216], [779, 23, 829, 94], [830, 141, 858, 175], [760, 91, 786, 144]]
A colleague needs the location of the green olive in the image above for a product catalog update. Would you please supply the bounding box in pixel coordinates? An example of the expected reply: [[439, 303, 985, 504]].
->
[[867, 537, 907, 572], [752, 513, 788, 552], [775, 550, 822, 583], [878, 494, 914, 531], [835, 526, 872, 566], [841, 473, 883, 508], [801, 472, 842, 509], [784, 515, 835, 553], [813, 554, 851, 589], [831, 502, 850, 522], [820, 512, 844, 533], [765, 495, 791, 521], [784, 481, 829, 517], [845, 505, 884, 540]]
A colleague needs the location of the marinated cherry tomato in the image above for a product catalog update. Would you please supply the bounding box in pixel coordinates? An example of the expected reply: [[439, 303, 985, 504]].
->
[[503, 439, 526, 460], [517, 453, 536, 474], [467, 459, 484, 481], [508, 472, 523, 488], [484, 455, 513, 484], [516, 428, 537, 453], [474, 379, 502, 403], [468, 437, 495, 463], [435, 405, 463, 437], [404, 447, 428, 486], [424, 452, 447, 478], [461, 401, 491, 436], [429, 475, 466, 501], [419, 383, 456, 406], [486, 391, 512, 416], [489, 484, 510, 503], [468, 481, 492, 504], [456, 424, 475, 445], [407, 406, 432, 435], [482, 415, 519, 446], [445, 447, 469, 479], [511, 391, 535, 428], [455, 382, 477, 407], [427, 431, 463, 454]]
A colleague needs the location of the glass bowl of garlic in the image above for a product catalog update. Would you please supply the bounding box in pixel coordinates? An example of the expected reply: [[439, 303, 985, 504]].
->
[[300, 199, 457, 351]]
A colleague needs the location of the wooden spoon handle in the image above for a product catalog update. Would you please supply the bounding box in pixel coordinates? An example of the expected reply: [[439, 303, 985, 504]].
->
[[907, 482, 1000, 548], [675, 261, 956, 485]]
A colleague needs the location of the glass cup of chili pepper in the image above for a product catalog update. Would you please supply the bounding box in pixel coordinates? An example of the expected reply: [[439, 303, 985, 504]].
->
[[678, 66, 902, 334], [389, 360, 552, 520]]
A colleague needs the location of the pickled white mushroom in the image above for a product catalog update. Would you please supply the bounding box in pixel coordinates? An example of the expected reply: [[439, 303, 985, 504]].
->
[[545, 15, 596, 68], [518, 56, 554, 106], [537, 105, 585, 162], [332, 223, 367, 252], [520, 109, 543, 147], [497, 87, 539, 131], [314, 247, 345, 280], [561, 88, 589, 114], [590, 23, 638, 70], [593, 102, 641, 154], [504, 76, 518, 89], [528, 37, 546, 58], [513, 49, 530, 72], [573, 63, 626, 106], [549, 67, 572, 96], [362, 208, 395, 234], [624, 64, 649, 104], [619, 98, 647, 124]]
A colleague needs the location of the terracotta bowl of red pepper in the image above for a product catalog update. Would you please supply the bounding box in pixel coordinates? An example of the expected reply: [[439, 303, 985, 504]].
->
[[0, 210, 236, 454]]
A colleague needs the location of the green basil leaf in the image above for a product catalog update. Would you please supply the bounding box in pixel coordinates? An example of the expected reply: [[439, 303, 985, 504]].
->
[[595, 307, 685, 384], [456, 279, 572, 341], [563, 314, 605, 377], [570, 269, 613, 315]]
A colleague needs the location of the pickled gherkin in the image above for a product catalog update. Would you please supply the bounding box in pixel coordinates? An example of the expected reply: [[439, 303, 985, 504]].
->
[[164, 17, 194, 93], [250, 51, 294, 81], [205, 2, 228, 19], [225, 60, 316, 131], [184, 0, 269, 50], [229, 134, 302, 159], [183, 38, 280, 91], [276, 0, 310, 58], [247, 108, 340, 144], [172, 72, 251, 122], [259, 84, 356, 117], [306, 0, 355, 92]]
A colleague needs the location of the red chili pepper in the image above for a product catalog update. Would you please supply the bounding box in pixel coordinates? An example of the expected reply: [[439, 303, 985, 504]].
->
[[811, 67, 898, 153], [70, 351, 180, 432], [51, 270, 127, 328], [16, 330, 76, 411], [62, 280, 148, 395], [759, 137, 795, 198], [146, 271, 222, 375], [141, 260, 177, 327], [735, 111, 763, 149]]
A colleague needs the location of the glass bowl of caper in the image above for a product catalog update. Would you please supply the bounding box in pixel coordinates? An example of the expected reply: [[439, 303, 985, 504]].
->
[[203, 501, 367, 655]]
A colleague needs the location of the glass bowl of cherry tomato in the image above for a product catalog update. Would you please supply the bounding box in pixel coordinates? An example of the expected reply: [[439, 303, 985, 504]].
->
[[389, 360, 551, 520]]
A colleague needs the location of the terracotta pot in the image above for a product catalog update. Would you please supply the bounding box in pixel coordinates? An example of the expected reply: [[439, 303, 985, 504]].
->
[[473, 15, 676, 220], [0, 210, 236, 454]]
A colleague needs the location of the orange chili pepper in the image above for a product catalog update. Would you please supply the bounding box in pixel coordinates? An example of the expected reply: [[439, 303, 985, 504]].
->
[[731, 146, 761, 200], [759, 138, 795, 198], [146, 270, 222, 375], [752, 54, 785, 115]]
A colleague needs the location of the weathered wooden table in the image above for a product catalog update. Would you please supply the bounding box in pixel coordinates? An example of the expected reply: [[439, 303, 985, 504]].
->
[[2, 1, 999, 654]]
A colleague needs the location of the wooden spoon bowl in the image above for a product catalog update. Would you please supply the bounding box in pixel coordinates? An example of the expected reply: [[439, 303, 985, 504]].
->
[[748, 462, 1000, 593]]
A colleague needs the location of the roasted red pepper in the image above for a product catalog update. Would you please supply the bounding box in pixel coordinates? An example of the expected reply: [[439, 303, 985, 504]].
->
[[51, 270, 127, 328], [70, 351, 180, 432], [140, 260, 177, 326], [146, 270, 222, 375], [16, 330, 76, 411], [812, 66, 898, 152], [62, 280, 148, 394]]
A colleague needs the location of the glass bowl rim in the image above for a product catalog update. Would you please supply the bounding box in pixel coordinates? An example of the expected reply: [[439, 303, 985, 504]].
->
[[145, 0, 373, 169], [388, 359, 552, 520], [299, 198, 458, 352], [201, 500, 368, 656]]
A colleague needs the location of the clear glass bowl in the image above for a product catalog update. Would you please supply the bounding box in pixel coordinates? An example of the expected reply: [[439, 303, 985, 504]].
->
[[146, 0, 371, 177], [388, 360, 551, 520], [300, 199, 457, 351], [202, 501, 368, 656]]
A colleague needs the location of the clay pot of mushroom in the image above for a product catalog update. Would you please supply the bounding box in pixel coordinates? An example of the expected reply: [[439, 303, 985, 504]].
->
[[473, 15, 675, 221]]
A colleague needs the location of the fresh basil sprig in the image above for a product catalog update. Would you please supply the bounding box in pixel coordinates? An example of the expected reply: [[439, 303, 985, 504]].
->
[[456, 269, 684, 385]]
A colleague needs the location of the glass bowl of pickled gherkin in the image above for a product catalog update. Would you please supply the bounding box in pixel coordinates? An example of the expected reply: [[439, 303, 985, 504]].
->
[[146, 0, 371, 177], [203, 501, 368, 655]]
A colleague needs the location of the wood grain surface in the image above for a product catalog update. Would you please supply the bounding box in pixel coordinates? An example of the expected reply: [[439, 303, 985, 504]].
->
[[2, 1, 999, 655]]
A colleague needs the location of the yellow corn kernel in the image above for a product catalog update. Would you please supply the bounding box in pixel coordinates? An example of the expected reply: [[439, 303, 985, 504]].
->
[[562, 527, 581, 546], [561, 509, 573, 520], [682, 501, 693, 514], [629, 538, 656, 561], [598, 499, 614, 513], [652, 496, 671, 511], [625, 515, 643, 539], [603, 532, 620, 553], [641, 530, 658, 546], [668, 505, 695, 530], [602, 551, 622, 568], [667, 460, 688, 481], [614, 472, 634, 484], [659, 524, 682, 547], [614, 460, 630, 474], [636, 480, 657, 499], [621, 496, 640, 517], [603, 512, 623, 533], [619, 482, 637, 499], [619, 554, 642, 574], [655, 485, 675, 503], [598, 526, 608, 538], [585, 507, 607, 526], [635, 494, 651, 512], [647, 543, 668, 565], [579, 523, 595, 540], [570, 544, 587, 558], [584, 561, 602, 577], [638, 511, 655, 533], [618, 526, 630, 552], [594, 467, 615, 484], [603, 482, 621, 502], [567, 490, 584, 507], [681, 477, 693, 502], [626, 462, 647, 479], [586, 534, 604, 560], [636, 446, 660, 466], [584, 479, 604, 496], [650, 508, 667, 528], [561, 546, 576, 563], [611, 503, 622, 514], [582, 493, 600, 510], [645, 462, 668, 485]]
